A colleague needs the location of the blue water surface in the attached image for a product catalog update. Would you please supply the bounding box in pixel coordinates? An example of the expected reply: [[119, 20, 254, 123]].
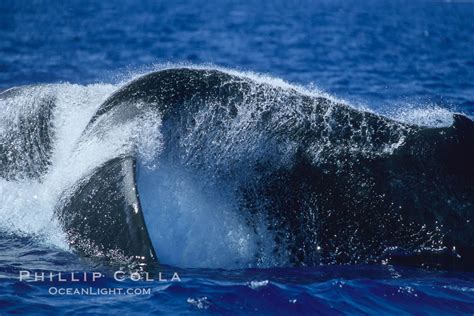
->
[[0, 0, 473, 314]]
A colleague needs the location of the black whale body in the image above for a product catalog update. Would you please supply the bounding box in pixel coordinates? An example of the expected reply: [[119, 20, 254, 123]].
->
[[7, 69, 473, 269], [0, 86, 55, 180]]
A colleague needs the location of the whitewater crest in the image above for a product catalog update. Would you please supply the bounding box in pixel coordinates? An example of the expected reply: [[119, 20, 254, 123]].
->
[[0, 66, 472, 270]]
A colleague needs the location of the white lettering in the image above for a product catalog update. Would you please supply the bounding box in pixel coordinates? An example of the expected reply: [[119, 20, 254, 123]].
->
[[19, 270, 30, 281]]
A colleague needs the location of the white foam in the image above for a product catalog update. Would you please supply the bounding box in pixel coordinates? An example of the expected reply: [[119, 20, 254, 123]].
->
[[0, 83, 117, 247], [248, 280, 269, 289], [384, 103, 455, 127]]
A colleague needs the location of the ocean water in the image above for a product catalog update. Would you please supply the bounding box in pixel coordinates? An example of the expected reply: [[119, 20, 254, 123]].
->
[[0, 0, 473, 315]]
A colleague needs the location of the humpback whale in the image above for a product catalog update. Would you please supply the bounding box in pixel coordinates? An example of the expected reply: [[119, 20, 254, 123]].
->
[[2, 68, 473, 270]]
